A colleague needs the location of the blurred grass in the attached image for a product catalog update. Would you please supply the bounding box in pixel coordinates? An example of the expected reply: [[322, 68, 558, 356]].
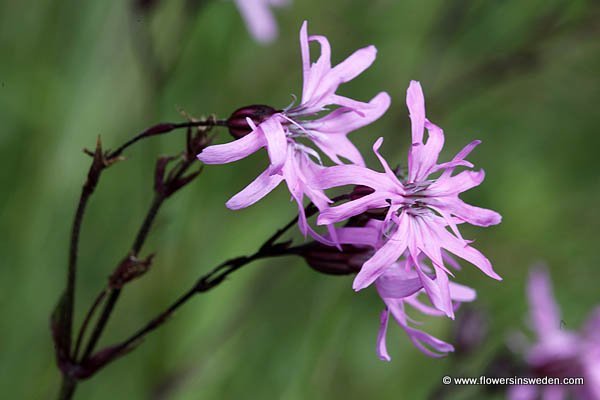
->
[[1, 0, 599, 399]]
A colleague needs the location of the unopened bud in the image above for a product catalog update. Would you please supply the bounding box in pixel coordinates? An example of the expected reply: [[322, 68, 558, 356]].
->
[[227, 105, 277, 139], [298, 242, 371, 276]]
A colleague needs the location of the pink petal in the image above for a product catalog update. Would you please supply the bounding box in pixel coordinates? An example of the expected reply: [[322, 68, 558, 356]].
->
[[528, 266, 562, 339], [433, 198, 502, 227], [281, 147, 303, 199], [226, 167, 284, 209], [234, 0, 278, 44], [377, 308, 391, 361], [353, 215, 409, 290], [376, 274, 423, 299], [301, 34, 332, 107], [412, 216, 453, 276], [436, 140, 481, 178], [261, 117, 288, 173], [414, 262, 449, 318], [311, 133, 365, 166], [434, 223, 502, 280], [428, 169, 486, 196], [372, 137, 403, 185], [300, 21, 311, 96], [442, 250, 462, 271], [295, 201, 337, 246], [298, 20, 383, 117], [434, 267, 454, 319], [432, 159, 473, 174], [408, 218, 454, 317], [316, 92, 391, 133], [424, 204, 466, 245], [310, 45, 376, 104], [294, 155, 332, 210], [335, 226, 380, 247], [386, 298, 454, 357], [448, 282, 477, 302], [328, 94, 378, 115], [405, 295, 446, 316], [385, 298, 408, 325], [282, 153, 337, 245], [197, 129, 265, 164], [402, 325, 455, 358], [406, 80, 426, 144], [284, 151, 334, 243], [409, 119, 445, 182], [329, 45, 377, 85], [293, 196, 315, 238], [315, 164, 396, 191], [308, 92, 391, 165], [317, 192, 391, 225], [308, 34, 332, 71]]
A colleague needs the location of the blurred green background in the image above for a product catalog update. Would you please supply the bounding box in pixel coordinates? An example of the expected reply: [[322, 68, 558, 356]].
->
[[1, 0, 599, 399]]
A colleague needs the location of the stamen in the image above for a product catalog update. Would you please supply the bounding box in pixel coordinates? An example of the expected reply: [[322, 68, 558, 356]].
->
[[282, 94, 298, 112], [278, 113, 315, 139], [293, 143, 323, 165]]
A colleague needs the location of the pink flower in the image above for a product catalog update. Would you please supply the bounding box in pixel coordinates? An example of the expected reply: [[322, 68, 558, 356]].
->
[[198, 21, 390, 239], [234, 0, 289, 44], [316, 81, 501, 318], [376, 261, 477, 359], [509, 267, 600, 400], [334, 223, 475, 358]]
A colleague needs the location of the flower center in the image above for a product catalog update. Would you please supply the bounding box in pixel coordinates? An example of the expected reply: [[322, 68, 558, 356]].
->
[[395, 180, 433, 213], [276, 112, 315, 140]]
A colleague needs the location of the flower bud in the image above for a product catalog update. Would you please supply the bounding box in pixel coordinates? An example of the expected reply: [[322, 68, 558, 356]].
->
[[227, 105, 277, 139], [298, 242, 372, 276]]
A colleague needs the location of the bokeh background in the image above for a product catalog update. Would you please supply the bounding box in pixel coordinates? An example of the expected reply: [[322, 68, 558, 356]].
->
[[1, 0, 599, 399]]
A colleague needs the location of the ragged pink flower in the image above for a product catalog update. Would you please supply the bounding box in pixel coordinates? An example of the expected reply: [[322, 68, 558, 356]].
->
[[316, 80, 501, 318], [198, 21, 390, 239], [234, 0, 289, 44], [509, 267, 600, 400], [334, 223, 476, 358]]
